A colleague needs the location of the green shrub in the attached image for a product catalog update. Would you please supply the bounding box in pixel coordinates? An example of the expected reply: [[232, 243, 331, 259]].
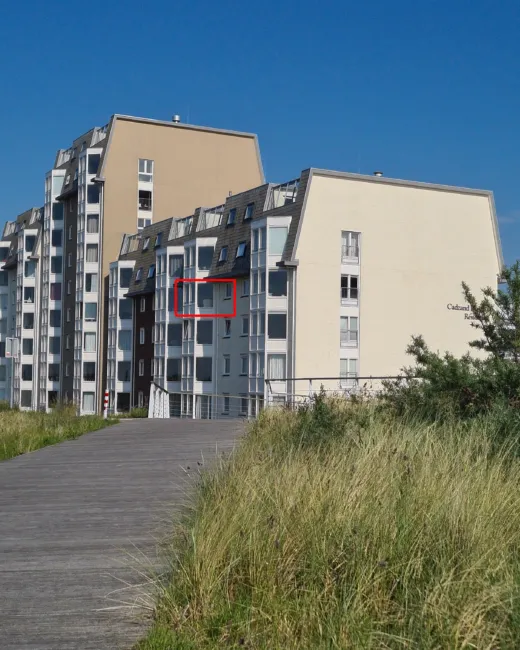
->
[[129, 407, 148, 418]]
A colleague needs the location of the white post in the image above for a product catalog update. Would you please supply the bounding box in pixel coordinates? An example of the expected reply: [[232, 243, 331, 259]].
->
[[103, 389, 109, 419]]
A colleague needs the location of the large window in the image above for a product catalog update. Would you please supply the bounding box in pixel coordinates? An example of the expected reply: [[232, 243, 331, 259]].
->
[[0, 366, 5, 380], [50, 283, 61, 301], [87, 185, 100, 204], [168, 323, 182, 346], [198, 246, 214, 271], [83, 362, 96, 382], [48, 364, 60, 381], [197, 320, 213, 344], [268, 355, 286, 380], [198, 283, 213, 308], [24, 261, 36, 278], [340, 359, 358, 387], [22, 365, 32, 381], [49, 337, 60, 354], [119, 298, 132, 320], [84, 332, 96, 352], [167, 358, 181, 382], [86, 244, 98, 263], [51, 255, 62, 273], [118, 330, 132, 350], [51, 230, 62, 247], [268, 269, 287, 297], [342, 231, 360, 261], [21, 391, 32, 407], [85, 273, 97, 292], [24, 287, 35, 303], [138, 158, 153, 182], [118, 361, 131, 382], [88, 154, 100, 175], [50, 310, 61, 327], [23, 313, 34, 329], [84, 303, 97, 322], [82, 392, 95, 412], [138, 190, 152, 211], [341, 275, 359, 302], [267, 313, 287, 339], [340, 316, 358, 346], [52, 203, 64, 220], [86, 214, 99, 234], [269, 226, 288, 255], [169, 255, 183, 278], [196, 357, 212, 382], [120, 268, 132, 288], [22, 338, 33, 355], [0, 271, 7, 286]]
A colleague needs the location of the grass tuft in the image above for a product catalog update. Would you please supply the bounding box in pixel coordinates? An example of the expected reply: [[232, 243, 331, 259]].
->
[[137, 402, 520, 649], [0, 404, 118, 461]]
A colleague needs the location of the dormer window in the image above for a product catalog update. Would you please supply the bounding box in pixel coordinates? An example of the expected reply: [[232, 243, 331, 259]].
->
[[236, 242, 247, 258], [227, 208, 236, 226], [143, 237, 150, 251], [244, 203, 254, 220], [135, 267, 143, 282], [218, 246, 228, 263], [147, 264, 156, 279], [154, 232, 162, 248]]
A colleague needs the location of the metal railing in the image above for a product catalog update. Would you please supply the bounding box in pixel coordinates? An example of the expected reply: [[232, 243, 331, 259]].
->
[[341, 244, 359, 261]]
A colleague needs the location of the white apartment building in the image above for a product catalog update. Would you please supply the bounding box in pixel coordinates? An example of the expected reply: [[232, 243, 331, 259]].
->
[[111, 168, 502, 418]]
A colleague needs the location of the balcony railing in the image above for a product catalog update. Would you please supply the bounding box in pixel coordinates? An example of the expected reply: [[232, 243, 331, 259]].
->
[[341, 245, 359, 261], [341, 287, 358, 301], [340, 330, 358, 346], [267, 179, 300, 210], [138, 197, 152, 211]]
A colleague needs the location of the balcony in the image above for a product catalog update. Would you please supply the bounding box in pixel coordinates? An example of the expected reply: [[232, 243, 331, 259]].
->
[[138, 191, 152, 211], [341, 245, 359, 263], [267, 179, 299, 210]]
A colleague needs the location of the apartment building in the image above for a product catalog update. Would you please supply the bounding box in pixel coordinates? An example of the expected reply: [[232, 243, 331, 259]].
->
[[109, 168, 502, 417], [11, 113, 265, 414], [0, 208, 43, 408]]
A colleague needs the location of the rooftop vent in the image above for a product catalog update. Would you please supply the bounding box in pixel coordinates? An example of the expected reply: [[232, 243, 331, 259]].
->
[[373, 171, 383, 177], [172, 115, 181, 123]]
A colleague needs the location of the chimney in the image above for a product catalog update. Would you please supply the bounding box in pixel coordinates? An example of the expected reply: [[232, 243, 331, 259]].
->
[[373, 171, 383, 177], [172, 115, 181, 124]]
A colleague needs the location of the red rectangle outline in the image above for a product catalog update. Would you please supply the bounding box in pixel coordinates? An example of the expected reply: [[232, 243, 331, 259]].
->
[[173, 278, 237, 318]]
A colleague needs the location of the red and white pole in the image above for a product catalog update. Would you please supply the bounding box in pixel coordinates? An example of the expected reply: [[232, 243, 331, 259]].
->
[[103, 389, 109, 419]]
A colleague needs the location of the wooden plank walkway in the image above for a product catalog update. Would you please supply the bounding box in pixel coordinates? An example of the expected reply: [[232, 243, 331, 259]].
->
[[0, 418, 242, 649]]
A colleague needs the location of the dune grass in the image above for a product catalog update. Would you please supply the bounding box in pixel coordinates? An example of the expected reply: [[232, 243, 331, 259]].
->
[[137, 401, 520, 649], [0, 403, 118, 461]]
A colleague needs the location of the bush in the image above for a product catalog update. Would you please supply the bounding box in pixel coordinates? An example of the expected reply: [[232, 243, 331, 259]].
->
[[129, 407, 148, 418]]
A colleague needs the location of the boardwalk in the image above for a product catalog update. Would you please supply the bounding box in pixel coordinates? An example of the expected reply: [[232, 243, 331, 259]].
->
[[0, 418, 241, 649]]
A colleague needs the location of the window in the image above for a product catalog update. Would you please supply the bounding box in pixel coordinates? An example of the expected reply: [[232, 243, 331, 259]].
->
[[52, 203, 63, 220], [268, 313, 286, 339], [240, 355, 248, 375], [24, 261, 36, 278], [223, 395, 230, 414], [240, 397, 248, 416], [340, 316, 358, 346], [22, 365, 33, 381], [51, 230, 62, 247], [83, 362, 96, 382], [67, 280, 71, 295], [49, 337, 60, 354], [183, 320, 194, 340], [218, 246, 228, 263], [50, 282, 62, 301], [21, 391, 32, 407], [48, 364, 59, 381], [140, 297, 146, 312], [340, 359, 358, 387], [24, 286, 35, 303], [50, 310, 61, 327], [86, 244, 98, 263], [22, 339, 33, 355], [269, 227, 288, 255], [138, 328, 145, 345], [168, 323, 182, 346], [154, 232, 162, 248], [118, 330, 131, 350], [85, 303, 97, 321], [67, 253, 72, 268], [169, 255, 183, 278], [259, 227, 267, 250], [342, 231, 360, 261], [197, 320, 213, 344], [252, 272, 258, 294], [236, 242, 246, 258], [119, 298, 132, 319], [242, 278, 250, 296], [250, 354, 257, 377], [167, 358, 181, 381], [268, 269, 287, 297], [223, 355, 231, 375], [147, 264, 155, 279], [198, 283, 213, 308], [252, 229, 259, 252], [85, 273, 97, 292], [268, 354, 286, 380], [0, 366, 5, 381], [138, 359, 144, 376], [66, 308, 71, 322], [244, 202, 254, 220], [241, 316, 249, 336], [224, 319, 231, 337], [0, 271, 7, 287], [196, 357, 212, 382], [0, 247, 7, 262], [87, 185, 100, 204], [260, 271, 266, 293], [84, 332, 96, 352], [88, 153, 100, 175], [66, 334, 71, 350], [138, 391, 144, 408], [224, 282, 232, 299], [118, 362, 131, 382], [143, 237, 150, 251], [86, 214, 99, 234], [117, 392, 130, 412], [252, 312, 258, 335], [227, 208, 236, 225], [341, 275, 359, 302], [138, 190, 152, 211], [198, 246, 214, 271], [82, 392, 95, 412], [138, 158, 153, 182], [65, 363, 70, 377], [119, 268, 132, 288], [68, 225, 72, 241], [0, 342, 4, 357]]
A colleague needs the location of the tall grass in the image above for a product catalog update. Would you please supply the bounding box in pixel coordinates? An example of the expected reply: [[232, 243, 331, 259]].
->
[[0, 403, 118, 461], [138, 402, 520, 649]]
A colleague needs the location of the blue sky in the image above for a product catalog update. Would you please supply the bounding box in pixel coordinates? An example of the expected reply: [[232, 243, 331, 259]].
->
[[1, 0, 519, 262]]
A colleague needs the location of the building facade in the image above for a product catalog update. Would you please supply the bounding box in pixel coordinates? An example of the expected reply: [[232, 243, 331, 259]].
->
[[108, 168, 502, 417]]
